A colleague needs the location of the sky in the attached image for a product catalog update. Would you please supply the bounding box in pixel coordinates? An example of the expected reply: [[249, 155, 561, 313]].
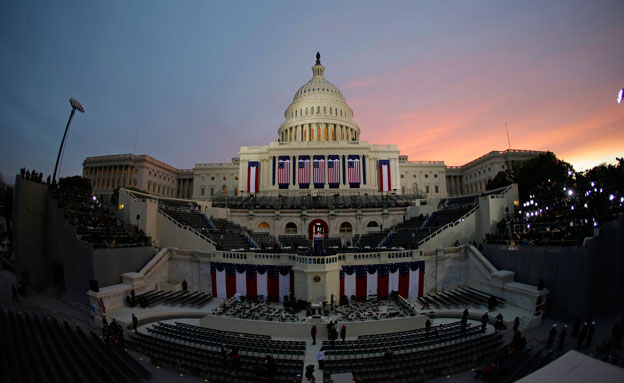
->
[[1, 0, 623, 184]]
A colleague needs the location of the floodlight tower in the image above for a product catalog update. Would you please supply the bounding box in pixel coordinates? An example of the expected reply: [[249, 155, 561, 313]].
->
[[52, 98, 85, 184]]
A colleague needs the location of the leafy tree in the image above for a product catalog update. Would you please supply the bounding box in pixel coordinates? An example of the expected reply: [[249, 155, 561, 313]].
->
[[486, 169, 514, 191], [486, 151, 573, 200]]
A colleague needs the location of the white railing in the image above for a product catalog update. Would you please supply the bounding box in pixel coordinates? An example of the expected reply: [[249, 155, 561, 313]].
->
[[418, 205, 479, 245], [157, 209, 217, 246]]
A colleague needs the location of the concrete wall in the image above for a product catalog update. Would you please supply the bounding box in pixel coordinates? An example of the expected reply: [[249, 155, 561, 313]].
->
[[13, 178, 49, 290], [168, 253, 212, 293], [156, 210, 215, 252], [46, 195, 95, 304], [481, 216, 624, 321], [92, 247, 155, 287]]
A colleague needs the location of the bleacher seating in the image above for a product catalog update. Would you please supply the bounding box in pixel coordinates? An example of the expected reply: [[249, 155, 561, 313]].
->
[[53, 186, 150, 248], [248, 232, 278, 248], [322, 321, 503, 382], [417, 287, 505, 310], [128, 322, 304, 382], [212, 193, 423, 210], [278, 235, 312, 249], [0, 308, 151, 383], [358, 230, 390, 248]]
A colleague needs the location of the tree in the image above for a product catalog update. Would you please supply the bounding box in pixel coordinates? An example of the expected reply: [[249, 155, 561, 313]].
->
[[512, 152, 573, 200], [486, 169, 514, 191]]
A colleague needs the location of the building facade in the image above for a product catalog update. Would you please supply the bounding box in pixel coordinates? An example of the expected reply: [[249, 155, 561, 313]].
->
[[82, 154, 193, 201], [82, 56, 543, 203]]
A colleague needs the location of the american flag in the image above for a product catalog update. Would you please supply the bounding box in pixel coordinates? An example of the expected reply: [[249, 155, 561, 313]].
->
[[313, 156, 325, 185], [328, 156, 340, 185], [348, 156, 361, 184], [277, 157, 290, 186], [298, 156, 310, 185]]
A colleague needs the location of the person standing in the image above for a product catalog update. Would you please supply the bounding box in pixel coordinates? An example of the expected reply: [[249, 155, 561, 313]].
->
[[132, 313, 139, 334], [481, 312, 489, 333], [311, 324, 317, 345], [586, 321, 596, 348], [578, 322, 588, 349], [340, 324, 346, 342], [546, 324, 557, 350], [558, 325, 568, 351], [316, 350, 325, 370], [182, 279, 188, 294], [426, 318, 432, 336], [513, 317, 520, 332]]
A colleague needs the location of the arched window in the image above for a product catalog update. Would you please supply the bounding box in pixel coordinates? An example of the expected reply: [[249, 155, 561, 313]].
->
[[339, 222, 353, 233], [285, 222, 297, 234], [366, 221, 379, 228], [258, 222, 271, 229]]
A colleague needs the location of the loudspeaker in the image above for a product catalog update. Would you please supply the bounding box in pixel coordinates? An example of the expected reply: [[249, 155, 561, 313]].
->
[[89, 279, 99, 292], [538, 278, 544, 291]]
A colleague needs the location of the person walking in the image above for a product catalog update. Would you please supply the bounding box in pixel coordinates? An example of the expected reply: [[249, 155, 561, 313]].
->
[[132, 313, 139, 334], [481, 312, 489, 333], [311, 324, 317, 345]]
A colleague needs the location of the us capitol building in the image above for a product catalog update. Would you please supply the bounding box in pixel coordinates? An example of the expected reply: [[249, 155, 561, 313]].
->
[[83, 53, 541, 216]]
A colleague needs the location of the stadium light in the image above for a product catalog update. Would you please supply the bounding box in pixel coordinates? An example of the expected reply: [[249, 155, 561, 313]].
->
[[618, 88, 624, 104], [52, 98, 85, 184]]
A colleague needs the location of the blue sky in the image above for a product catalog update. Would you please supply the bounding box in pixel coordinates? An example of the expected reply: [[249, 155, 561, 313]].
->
[[1, 0, 623, 184]]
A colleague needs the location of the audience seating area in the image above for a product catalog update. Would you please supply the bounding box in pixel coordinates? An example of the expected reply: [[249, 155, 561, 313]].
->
[[332, 297, 413, 322], [129, 289, 212, 308], [213, 193, 423, 210], [417, 287, 505, 311], [278, 235, 312, 249], [128, 322, 304, 382], [322, 322, 503, 382], [1, 308, 151, 383], [213, 300, 301, 322], [54, 186, 150, 248]]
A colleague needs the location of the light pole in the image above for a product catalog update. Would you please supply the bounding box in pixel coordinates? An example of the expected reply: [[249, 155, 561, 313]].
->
[[52, 98, 85, 184]]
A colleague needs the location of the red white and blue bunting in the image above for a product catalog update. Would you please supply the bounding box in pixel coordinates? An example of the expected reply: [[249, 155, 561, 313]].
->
[[210, 262, 294, 302], [340, 261, 425, 300]]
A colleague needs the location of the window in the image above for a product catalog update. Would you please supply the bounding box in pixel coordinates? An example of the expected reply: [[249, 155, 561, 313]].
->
[[259, 222, 271, 229], [285, 222, 297, 234], [425, 174, 429, 178], [426, 185, 430, 193], [210, 188, 214, 196], [413, 174, 417, 178], [401, 175, 405, 179], [324, 106, 326, 114], [235, 176, 239, 180], [366, 221, 379, 228], [435, 185, 439, 193], [339, 222, 352, 233], [223, 176, 227, 180], [211, 176, 215, 180], [434, 174, 438, 178]]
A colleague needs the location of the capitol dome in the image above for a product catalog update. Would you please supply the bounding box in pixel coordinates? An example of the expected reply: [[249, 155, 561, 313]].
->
[[279, 53, 360, 143]]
